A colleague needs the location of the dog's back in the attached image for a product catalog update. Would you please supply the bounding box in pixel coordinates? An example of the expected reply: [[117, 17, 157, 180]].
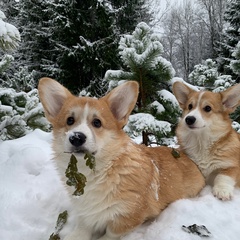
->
[[38, 78, 205, 240]]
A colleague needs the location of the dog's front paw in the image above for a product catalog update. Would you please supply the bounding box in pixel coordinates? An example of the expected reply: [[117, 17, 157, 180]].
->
[[213, 174, 235, 201], [212, 174, 235, 201], [212, 185, 233, 200]]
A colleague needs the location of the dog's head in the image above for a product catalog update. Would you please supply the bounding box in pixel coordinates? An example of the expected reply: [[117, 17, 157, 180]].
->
[[173, 81, 240, 132], [38, 78, 139, 160]]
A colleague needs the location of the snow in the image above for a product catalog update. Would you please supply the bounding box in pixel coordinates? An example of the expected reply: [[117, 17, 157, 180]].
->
[[0, 54, 14, 69], [0, 10, 6, 20], [1, 129, 240, 240], [157, 89, 179, 107], [0, 10, 21, 50], [149, 100, 165, 113], [170, 77, 203, 91], [124, 112, 171, 137]]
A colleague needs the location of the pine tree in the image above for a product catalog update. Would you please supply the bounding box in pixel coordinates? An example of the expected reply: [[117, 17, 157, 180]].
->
[[44, 0, 149, 93], [105, 22, 177, 145], [7, 0, 149, 93], [230, 41, 240, 77], [0, 10, 20, 51], [229, 42, 240, 123], [0, 87, 51, 140], [13, 0, 118, 92], [0, 9, 20, 81], [111, 0, 149, 34], [217, 0, 240, 79], [16, 0, 52, 79]]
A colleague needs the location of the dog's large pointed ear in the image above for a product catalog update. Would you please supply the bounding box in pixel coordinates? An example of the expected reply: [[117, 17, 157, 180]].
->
[[38, 77, 72, 122], [102, 81, 139, 128], [221, 84, 240, 113], [172, 81, 193, 109]]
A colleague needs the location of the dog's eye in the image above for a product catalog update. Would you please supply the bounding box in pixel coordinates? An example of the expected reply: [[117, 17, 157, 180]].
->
[[204, 105, 212, 112], [92, 118, 102, 128], [188, 104, 193, 110], [67, 116, 75, 125]]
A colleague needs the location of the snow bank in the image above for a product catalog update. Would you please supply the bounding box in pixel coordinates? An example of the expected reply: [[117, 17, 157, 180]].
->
[[0, 130, 71, 239], [0, 130, 240, 240]]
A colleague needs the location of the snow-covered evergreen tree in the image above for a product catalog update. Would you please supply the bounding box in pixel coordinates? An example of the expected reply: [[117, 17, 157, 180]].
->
[[230, 41, 240, 76], [111, 0, 149, 34], [0, 87, 51, 140], [1, 66, 37, 92], [0, 9, 20, 80], [188, 59, 234, 92], [217, 0, 240, 78], [0, 9, 50, 140], [0, 10, 20, 51], [11, 0, 148, 94], [16, 0, 51, 80], [0, 54, 13, 75], [105, 22, 178, 145]]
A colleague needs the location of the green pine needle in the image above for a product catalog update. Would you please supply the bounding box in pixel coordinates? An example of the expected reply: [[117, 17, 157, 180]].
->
[[84, 152, 96, 171], [65, 154, 87, 196], [171, 148, 180, 158], [49, 210, 68, 240]]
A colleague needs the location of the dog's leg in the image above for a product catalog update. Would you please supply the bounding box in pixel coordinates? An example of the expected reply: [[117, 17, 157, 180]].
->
[[97, 227, 121, 240], [97, 214, 145, 240], [63, 226, 92, 240], [212, 167, 238, 200]]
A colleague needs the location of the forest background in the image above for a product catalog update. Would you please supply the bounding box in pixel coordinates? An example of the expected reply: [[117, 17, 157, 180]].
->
[[0, 0, 240, 144]]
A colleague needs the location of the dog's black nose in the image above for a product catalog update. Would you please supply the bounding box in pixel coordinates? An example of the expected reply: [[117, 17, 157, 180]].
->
[[69, 132, 86, 147], [185, 116, 196, 125]]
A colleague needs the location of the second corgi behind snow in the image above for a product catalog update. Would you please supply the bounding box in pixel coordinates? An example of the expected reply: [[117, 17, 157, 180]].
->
[[173, 81, 240, 201], [38, 78, 204, 240]]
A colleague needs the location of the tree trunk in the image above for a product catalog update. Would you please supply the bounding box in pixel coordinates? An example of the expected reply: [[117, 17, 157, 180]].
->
[[142, 130, 149, 146]]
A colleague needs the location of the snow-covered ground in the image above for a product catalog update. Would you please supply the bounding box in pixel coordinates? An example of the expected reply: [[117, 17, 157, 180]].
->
[[1, 129, 240, 240]]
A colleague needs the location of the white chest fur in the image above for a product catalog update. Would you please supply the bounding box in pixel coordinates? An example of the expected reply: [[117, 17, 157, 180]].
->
[[178, 127, 229, 178], [55, 152, 126, 236]]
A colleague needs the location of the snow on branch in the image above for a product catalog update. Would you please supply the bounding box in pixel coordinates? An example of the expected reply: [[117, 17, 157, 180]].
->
[[0, 10, 21, 51]]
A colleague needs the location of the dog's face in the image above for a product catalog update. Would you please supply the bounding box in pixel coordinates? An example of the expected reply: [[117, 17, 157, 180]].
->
[[173, 82, 240, 133], [38, 78, 139, 160], [179, 91, 226, 130], [51, 97, 118, 156]]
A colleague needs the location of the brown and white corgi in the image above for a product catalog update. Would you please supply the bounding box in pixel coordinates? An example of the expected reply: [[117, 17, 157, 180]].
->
[[38, 78, 204, 240], [173, 81, 240, 201]]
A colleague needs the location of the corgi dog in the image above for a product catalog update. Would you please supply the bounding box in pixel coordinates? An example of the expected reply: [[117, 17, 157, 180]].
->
[[173, 81, 240, 201], [38, 77, 204, 240]]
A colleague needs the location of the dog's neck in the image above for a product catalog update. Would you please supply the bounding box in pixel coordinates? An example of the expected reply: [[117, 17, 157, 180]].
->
[[178, 128, 211, 158], [176, 122, 232, 177]]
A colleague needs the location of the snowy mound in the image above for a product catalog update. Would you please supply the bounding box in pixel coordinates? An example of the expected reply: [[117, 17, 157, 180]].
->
[[0, 130, 240, 240]]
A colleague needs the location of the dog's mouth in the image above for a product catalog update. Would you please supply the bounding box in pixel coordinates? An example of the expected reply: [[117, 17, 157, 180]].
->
[[64, 148, 97, 156], [187, 125, 205, 129]]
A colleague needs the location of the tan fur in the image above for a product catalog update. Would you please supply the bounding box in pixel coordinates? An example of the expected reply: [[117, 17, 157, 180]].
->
[[173, 81, 240, 201], [38, 77, 204, 240]]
